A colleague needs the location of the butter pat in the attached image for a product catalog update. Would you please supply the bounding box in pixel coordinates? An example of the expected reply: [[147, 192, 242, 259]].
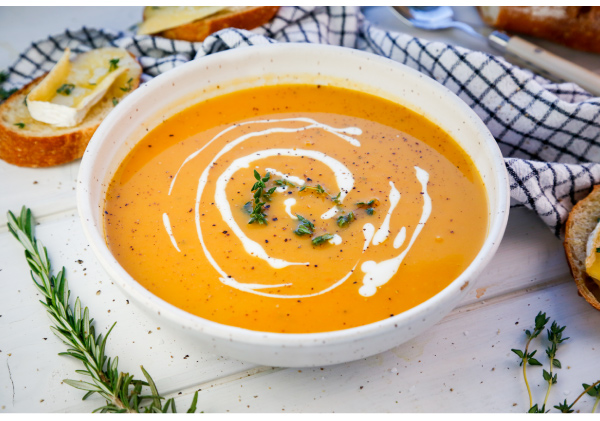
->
[[27, 48, 128, 127], [585, 219, 600, 280], [137, 6, 227, 35]]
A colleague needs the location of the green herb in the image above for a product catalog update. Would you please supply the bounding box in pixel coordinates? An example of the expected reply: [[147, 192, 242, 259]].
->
[[120, 77, 133, 92], [299, 184, 326, 194], [243, 201, 253, 214], [336, 211, 355, 228], [511, 311, 549, 411], [596, 247, 600, 253], [274, 179, 296, 188], [0, 70, 17, 100], [294, 214, 314, 236], [1, 86, 17, 100], [366, 208, 375, 215], [6, 207, 199, 413], [513, 311, 600, 413], [331, 192, 342, 206], [56, 83, 75, 95], [108, 58, 120, 72], [356, 198, 379, 208], [248, 170, 274, 225], [14, 122, 25, 129], [112, 97, 118, 106], [312, 233, 333, 246]]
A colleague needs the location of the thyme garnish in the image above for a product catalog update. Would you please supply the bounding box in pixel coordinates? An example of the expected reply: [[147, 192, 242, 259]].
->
[[294, 214, 314, 236], [7, 207, 199, 413], [56, 83, 75, 95], [336, 211, 355, 228], [357, 198, 379, 215], [274, 179, 296, 188], [112, 97, 118, 106], [120, 77, 133, 92], [14, 122, 25, 129], [299, 184, 326, 194], [513, 311, 599, 413], [331, 192, 342, 206], [312, 233, 334, 246], [248, 170, 275, 225], [108, 58, 120, 72], [0, 70, 17, 100]]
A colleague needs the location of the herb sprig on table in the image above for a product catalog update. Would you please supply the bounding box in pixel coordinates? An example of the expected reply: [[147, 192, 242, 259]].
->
[[512, 311, 599, 413], [7, 207, 199, 413]]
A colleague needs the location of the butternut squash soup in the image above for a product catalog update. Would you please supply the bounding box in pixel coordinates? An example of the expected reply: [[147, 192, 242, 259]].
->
[[103, 84, 488, 333]]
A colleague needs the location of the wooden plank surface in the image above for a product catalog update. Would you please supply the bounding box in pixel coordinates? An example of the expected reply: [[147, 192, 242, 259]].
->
[[1, 6, 599, 414]]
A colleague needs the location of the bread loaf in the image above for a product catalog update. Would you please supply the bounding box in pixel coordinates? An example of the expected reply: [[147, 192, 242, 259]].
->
[[478, 6, 600, 54], [564, 185, 600, 311]]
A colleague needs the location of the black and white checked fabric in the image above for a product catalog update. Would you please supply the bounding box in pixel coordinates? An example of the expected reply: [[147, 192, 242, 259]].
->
[[2, 6, 600, 237]]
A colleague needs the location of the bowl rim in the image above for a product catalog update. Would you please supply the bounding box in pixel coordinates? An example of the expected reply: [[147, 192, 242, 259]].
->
[[77, 42, 510, 347]]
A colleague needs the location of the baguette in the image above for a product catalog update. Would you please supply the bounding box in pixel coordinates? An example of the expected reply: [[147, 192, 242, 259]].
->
[[0, 48, 141, 167], [142, 6, 280, 42], [564, 185, 600, 311], [478, 6, 600, 54]]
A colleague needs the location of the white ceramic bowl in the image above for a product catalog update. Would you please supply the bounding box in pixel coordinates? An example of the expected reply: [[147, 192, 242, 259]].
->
[[78, 43, 509, 367]]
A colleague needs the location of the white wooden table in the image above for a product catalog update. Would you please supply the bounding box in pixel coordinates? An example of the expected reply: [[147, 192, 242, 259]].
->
[[1, 6, 600, 413]]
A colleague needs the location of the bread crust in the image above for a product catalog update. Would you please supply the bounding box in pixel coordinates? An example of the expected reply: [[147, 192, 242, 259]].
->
[[158, 6, 280, 42], [0, 51, 140, 168], [478, 6, 600, 54], [564, 185, 600, 311]]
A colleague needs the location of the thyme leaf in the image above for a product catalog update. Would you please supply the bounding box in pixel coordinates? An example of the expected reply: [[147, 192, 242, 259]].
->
[[336, 211, 355, 228], [108, 58, 120, 72], [294, 214, 314, 236], [56, 83, 75, 95], [312, 233, 333, 246], [248, 170, 271, 225]]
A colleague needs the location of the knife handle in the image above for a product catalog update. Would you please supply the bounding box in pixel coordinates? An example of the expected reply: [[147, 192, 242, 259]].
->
[[488, 30, 600, 97]]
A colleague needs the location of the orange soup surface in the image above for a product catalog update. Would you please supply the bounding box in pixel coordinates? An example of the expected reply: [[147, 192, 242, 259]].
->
[[104, 84, 488, 333]]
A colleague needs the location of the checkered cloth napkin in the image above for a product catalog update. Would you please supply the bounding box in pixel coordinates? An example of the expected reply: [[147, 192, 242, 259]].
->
[[2, 6, 600, 237]]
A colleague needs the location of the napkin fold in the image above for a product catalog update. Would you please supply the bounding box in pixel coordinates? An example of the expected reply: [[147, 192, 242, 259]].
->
[[2, 6, 599, 237]]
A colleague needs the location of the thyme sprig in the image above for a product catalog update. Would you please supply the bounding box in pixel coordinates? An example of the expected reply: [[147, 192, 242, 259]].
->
[[274, 179, 296, 188], [7, 207, 199, 413], [299, 184, 326, 194], [294, 214, 314, 236], [513, 311, 599, 413], [248, 170, 275, 225]]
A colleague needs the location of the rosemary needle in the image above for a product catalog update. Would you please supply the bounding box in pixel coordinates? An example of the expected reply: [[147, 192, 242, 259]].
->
[[7, 206, 199, 413]]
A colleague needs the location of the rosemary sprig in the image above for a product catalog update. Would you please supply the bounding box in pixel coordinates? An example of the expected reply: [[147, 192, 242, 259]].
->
[[248, 170, 275, 225], [7, 207, 199, 413], [312, 233, 334, 246], [293, 214, 314, 236], [336, 212, 355, 228]]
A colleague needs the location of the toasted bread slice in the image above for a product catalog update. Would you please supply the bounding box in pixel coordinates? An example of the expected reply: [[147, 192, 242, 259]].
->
[[477, 6, 600, 54], [142, 6, 280, 42], [0, 48, 141, 167], [564, 185, 600, 310]]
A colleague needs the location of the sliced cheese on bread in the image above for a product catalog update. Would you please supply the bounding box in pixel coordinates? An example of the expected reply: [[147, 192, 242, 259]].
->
[[0, 47, 141, 167], [138, 6, 228, 35], [140, 6, 280, 42], [564, 185, 600, 311], [27, 48, 130, 127]]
